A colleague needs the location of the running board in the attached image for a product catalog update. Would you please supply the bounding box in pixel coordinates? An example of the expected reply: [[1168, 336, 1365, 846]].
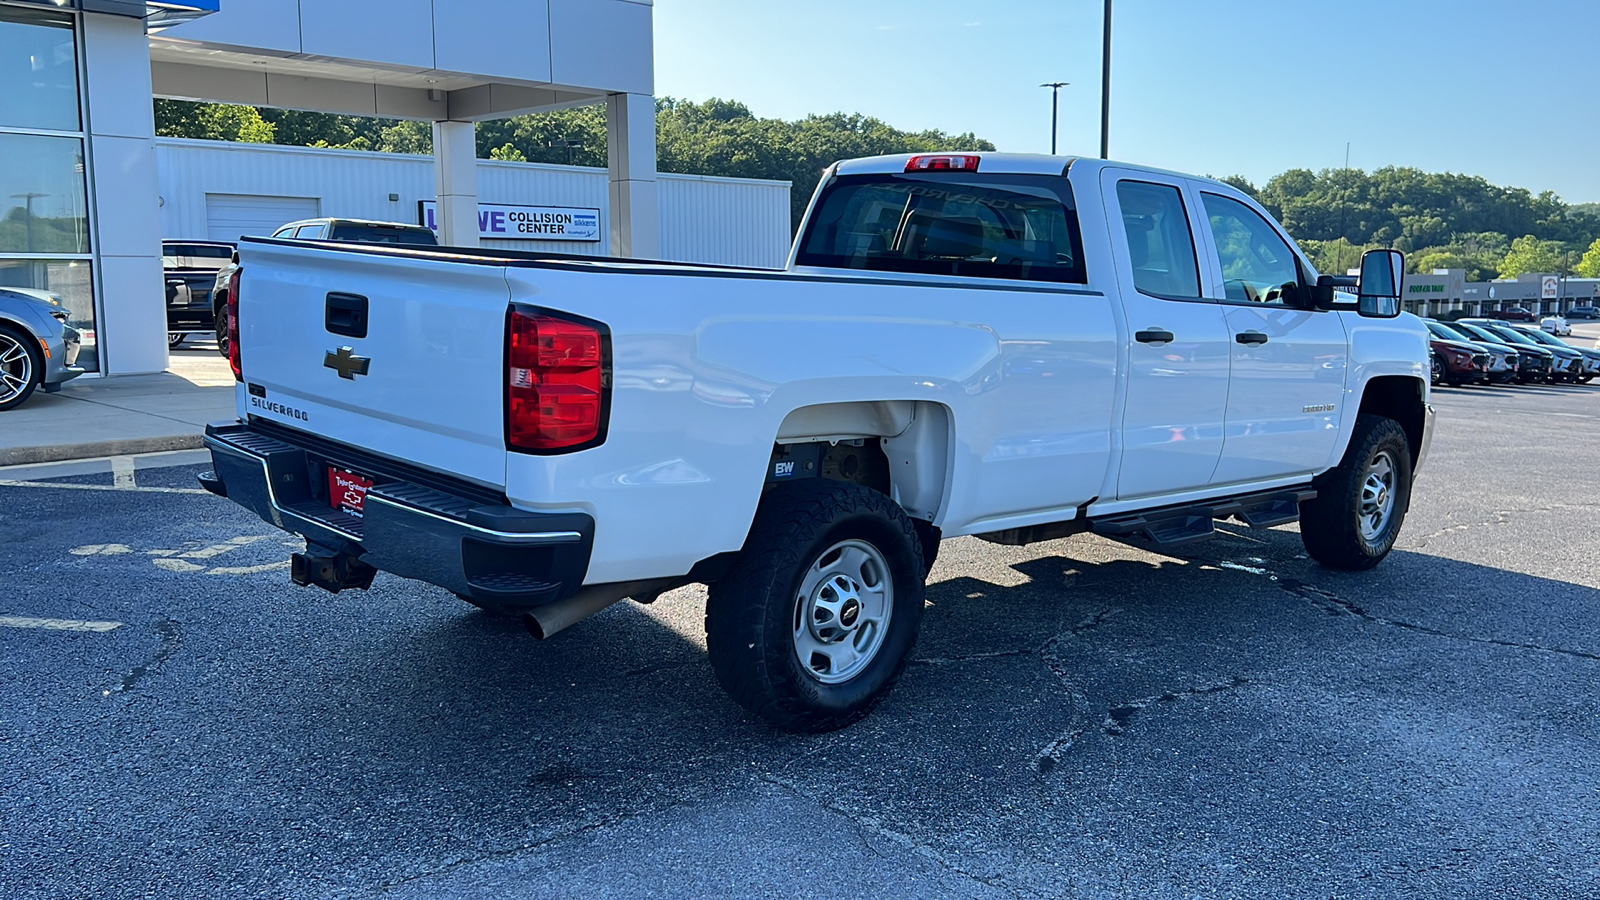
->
[[1090, 488, 1316, 548]]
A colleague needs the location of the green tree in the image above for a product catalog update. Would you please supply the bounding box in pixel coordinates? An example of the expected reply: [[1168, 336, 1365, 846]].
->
[[1498, 235, 1568, 278], [155, 99, 274, 143], [488, 143, 528, 162], [1576, 237, 1600, 278], [1215, 175, 1259, 201], [1409, 250, 1468, 274]]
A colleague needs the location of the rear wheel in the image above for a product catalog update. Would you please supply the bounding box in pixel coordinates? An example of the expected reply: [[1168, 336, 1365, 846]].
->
[[1300, 414, 1413, 571], [705, 480, 926, 733], [168, 332, 185, 349], [0, 326, 43, 412], [214, 305, 231, 358]]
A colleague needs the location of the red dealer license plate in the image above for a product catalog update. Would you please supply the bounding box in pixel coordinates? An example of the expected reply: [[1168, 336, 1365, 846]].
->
[[327, 467, 375, 517]]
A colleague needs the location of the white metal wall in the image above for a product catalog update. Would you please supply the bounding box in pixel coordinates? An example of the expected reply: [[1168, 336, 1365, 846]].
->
[[154, 139, 791, 267]]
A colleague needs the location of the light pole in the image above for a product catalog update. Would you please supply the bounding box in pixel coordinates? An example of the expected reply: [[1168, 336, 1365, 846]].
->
[[1040, 82, 1069, 155], [9, 193, 46, 253], [548, 138, 579, 166], [1100, 0, 1112, 159]]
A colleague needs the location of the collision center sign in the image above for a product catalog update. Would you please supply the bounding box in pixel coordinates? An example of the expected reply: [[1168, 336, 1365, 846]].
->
[[418, 201, 601, 242]]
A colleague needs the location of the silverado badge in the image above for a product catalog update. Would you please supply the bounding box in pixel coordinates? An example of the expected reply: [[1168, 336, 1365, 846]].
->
[[324, 347, 371, 380]]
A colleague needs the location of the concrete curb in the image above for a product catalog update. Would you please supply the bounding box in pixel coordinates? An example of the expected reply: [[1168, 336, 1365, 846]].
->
[[0, 434, 206, 467]]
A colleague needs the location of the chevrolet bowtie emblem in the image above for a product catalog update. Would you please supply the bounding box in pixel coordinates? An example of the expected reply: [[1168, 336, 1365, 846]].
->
[[324, 347, 371, 380]]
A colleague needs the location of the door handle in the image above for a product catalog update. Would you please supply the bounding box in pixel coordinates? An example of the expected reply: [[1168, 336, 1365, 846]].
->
[[1235, 331, 1270, 345], [1135, 329, 1175, 344]]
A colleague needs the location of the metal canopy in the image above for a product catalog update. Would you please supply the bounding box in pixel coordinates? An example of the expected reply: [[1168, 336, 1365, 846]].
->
[[79, 0, 219, 32]]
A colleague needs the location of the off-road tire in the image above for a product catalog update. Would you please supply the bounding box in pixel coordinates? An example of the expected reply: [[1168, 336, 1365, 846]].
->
[[705, 479, 926, 733], [1300, 414, 1412, 571]]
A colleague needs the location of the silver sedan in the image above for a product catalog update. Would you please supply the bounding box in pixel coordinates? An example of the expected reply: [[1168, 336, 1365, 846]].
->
[[0, 287, 85, 411]]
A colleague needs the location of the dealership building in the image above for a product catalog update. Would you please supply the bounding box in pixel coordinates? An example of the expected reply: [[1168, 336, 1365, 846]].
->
[[2, 0, 789, 378]]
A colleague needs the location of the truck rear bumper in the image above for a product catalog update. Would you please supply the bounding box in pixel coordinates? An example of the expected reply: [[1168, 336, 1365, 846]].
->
[[201, 421, 594, 609]]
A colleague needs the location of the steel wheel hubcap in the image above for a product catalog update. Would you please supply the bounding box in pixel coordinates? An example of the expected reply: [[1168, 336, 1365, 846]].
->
[[0, 333, 33, 403], [1359, 450, 1397, 542], [792, 539, 893, 684]]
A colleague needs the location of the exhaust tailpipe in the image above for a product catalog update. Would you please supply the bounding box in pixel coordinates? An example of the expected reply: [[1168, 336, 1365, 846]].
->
[[523, 579, 678, 640]]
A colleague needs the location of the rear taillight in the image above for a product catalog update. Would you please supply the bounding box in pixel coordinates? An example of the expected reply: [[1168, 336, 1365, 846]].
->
[[227, 269, 242, 381], [506, 309, 607, 452], [905, 154, 981, 172]]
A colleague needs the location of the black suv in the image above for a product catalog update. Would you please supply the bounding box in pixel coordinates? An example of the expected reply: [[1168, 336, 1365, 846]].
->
[[163, 241, 234, 348], [210, 219, 440, 356]]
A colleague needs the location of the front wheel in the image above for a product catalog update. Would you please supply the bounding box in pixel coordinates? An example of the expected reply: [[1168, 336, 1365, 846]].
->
[[1300, 414, 1413, 571], [0, 327, 43, 412], [705, 480, 926, 733], [1429, 354, 1443, 385], [168, 332, 185, 349]]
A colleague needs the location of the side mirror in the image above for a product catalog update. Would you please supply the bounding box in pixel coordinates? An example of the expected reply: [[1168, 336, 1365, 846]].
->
[[1312, 274, 1358, 310], [1357, 249, 1404, 318]]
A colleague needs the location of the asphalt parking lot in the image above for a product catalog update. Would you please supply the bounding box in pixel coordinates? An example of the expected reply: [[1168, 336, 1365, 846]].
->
[[4, 383, 1600, 899]]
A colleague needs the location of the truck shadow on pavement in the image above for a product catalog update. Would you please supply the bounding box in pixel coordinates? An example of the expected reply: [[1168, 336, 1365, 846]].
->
[[275, 524, 1600, 895], [351, 520, 1600, 776]]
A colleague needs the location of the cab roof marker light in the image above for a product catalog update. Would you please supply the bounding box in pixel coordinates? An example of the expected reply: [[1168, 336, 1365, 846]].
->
[[905, 155, 981, 173]]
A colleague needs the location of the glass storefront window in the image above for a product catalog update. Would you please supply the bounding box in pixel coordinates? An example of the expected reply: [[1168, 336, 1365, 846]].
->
[[0, 5, 80, 133], [0, 258, 97, 372], [0, 133, 90, 254]]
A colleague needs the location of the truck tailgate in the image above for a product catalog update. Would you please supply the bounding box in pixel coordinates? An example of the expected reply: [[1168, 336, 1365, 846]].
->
[[236, 241, 512, 488]]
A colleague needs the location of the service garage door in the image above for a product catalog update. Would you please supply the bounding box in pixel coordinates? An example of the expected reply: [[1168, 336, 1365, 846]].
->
[[205, 194, 321, 242]]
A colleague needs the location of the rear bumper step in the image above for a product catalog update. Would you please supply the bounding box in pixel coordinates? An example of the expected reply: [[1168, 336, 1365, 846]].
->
[[201, 422, 594, 608]]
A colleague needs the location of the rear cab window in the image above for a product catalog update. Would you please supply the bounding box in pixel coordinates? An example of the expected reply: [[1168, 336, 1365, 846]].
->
[[327, 223, 439, 246], [796, 172, 1087, 284]]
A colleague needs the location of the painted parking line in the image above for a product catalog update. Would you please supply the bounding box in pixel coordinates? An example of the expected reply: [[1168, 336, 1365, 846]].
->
[[111, 455, 137, 489], [0, 448, 211, 482], [0, 479, 207, 495], [0, 616, 124, 633]]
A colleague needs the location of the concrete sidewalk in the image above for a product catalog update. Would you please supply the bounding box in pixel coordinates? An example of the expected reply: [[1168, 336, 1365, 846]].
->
[[0, 347, 236, 466]]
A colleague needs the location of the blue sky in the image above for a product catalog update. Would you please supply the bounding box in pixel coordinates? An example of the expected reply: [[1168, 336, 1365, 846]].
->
[[655, 0, 1600, 203]]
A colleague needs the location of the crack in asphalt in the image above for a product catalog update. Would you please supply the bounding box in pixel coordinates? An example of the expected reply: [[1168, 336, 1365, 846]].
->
[[374, 807, 666, 895], [915, 609, 1120, 669], [1033, 609, 1120, 775], [1403, 502, 1600, 550], [759, 774, 1051, 899], [107, 619, 182, 695], [1275, 577, 1600, 663], [1100, 676, 1252, 737], [911, 647, 1033, 666]]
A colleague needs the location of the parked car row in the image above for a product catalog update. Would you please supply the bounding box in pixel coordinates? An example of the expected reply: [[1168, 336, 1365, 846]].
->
[[1424, 317, 1600, 387]]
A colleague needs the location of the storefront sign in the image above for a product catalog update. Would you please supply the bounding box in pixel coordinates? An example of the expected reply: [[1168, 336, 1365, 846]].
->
[[418, 201, 601, 242], [1541, 275, 1559, 299]]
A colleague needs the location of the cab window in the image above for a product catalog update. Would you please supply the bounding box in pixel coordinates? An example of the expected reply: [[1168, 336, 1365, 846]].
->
[[796, 172, 1087, 284], [1200, 193, 1303, 306], [1115, 180, 1201, 299]]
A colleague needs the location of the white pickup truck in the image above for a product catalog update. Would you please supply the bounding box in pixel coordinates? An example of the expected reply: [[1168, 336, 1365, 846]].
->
[[200, 152, 1433, 732]]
